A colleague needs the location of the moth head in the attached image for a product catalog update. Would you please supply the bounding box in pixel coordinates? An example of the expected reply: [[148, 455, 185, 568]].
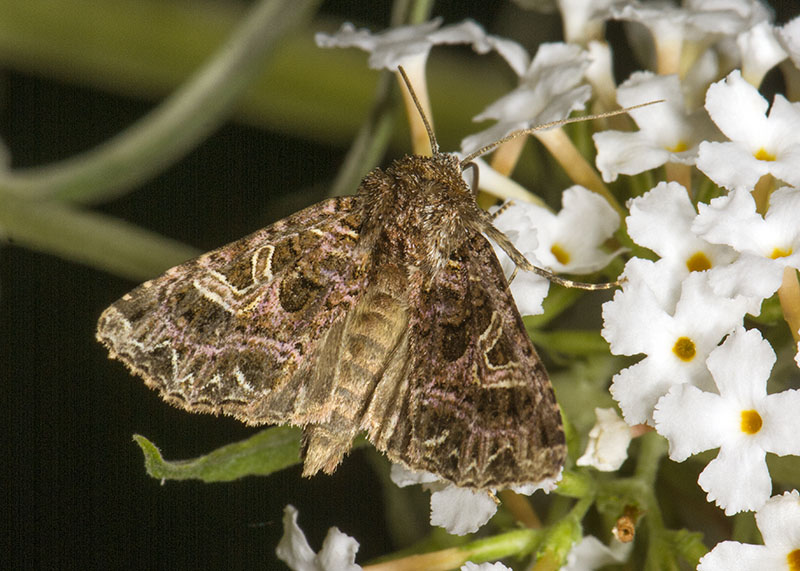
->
[[393, 66, 518, 272]]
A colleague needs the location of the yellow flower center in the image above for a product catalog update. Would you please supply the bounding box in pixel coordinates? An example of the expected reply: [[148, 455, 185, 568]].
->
[[740, 410, 763, 435], [550, 243, 571, 265], [672, 337, 696, 362], [686, 251, 712, 272], [770, 247, 793, 259], [667, 141, 688, 153], [787, 548, 800, 570], [754, 148, 776, 161]]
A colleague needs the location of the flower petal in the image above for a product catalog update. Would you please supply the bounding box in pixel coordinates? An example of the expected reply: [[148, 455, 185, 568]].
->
[[276, 505, 318, 571], [756, 489, 800, 547], [705, 327, 773, 404], [430, 486, 498, 535], [654, 383, 729, 461], [759, 390, 800, 456], [697, 541, 770, 571], [698, 445, 772, 515]]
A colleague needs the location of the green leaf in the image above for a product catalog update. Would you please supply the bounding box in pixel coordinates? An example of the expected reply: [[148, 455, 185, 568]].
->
[[766, 453, 800, 486], [133, 426, 304, 482]]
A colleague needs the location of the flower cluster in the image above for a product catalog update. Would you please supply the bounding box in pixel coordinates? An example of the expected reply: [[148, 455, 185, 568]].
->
[[600, 43, 800, 518], [275, 2, 800, 569]]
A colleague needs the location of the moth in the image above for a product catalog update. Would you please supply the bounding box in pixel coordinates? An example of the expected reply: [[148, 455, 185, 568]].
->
[[97, 68, 620, 490]]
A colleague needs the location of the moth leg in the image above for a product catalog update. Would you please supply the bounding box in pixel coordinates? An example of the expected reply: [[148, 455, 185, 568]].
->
[[490, 200, 514, 220]]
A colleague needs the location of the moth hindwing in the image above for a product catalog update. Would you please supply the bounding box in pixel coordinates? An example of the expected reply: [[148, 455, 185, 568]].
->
[[98, 154, 566, 490]]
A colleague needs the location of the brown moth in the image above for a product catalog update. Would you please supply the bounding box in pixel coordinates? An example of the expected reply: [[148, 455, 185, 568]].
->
[[97, 68, 620, 489]]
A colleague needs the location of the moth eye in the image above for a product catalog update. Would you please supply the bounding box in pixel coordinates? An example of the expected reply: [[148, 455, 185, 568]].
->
[[279, 270, 323, 313]]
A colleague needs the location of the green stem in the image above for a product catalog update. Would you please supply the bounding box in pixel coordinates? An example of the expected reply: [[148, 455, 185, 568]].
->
[[364, 528, 541, 571], [0, 0, 321, 203], [0, 191, 199, 280], [534, 494, 593, 569], [406, 0, 436, 24], [327, 69, 398, 197], [635, 430, 667, 489]]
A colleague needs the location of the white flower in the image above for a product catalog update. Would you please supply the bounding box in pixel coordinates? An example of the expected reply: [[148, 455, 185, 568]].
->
[[779, 15, 800, 70], [585, 40, 617, 109], [390, 463, 497, 535], [557, 0, 615, 44], [577, 407, 632, 471], [316, 19, 529, 155], [698, 490, 800, 570], [654, 328, 800, 515], [316, 18, 529, 82], [430, 485, 500, 536], [682, 48, 721, 109], [593, 72, 717, 182], [488, 203, 549, 317], [561, 535, 632, 571], [490, 186, 620, 316], [696, 70, 800, 190], [692, 186, 800, 303], [737, 20, 787, 87], [495, 186, 621, 274], [612, 0, 770, 74], [461, 42, 592, 155], [315, 19, 488, 71], [461, 562, 511, 571], [602, 271, 748, 425], [797, 336, 800, 369], [624, 181, 739, 309], [390, 463, 559, 536], [276, 505, 362, 571], [614, 0, 770, 40]]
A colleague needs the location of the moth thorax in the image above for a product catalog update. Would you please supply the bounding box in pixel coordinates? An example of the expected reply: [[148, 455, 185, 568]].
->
[[359, 154, 478, 275]]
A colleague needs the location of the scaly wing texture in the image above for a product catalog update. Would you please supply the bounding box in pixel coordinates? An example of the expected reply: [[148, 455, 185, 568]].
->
[[96, 196, 369, 427], [373, 233, 566, 489]]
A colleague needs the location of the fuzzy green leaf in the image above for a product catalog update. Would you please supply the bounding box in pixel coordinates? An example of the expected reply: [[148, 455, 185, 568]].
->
[[133, 426, 303, 482]]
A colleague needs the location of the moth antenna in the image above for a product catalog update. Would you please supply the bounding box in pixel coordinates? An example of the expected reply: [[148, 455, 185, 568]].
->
[[463, 161, 480, 196], [397, 65, 439, 155], [459, 100, 663, 166]]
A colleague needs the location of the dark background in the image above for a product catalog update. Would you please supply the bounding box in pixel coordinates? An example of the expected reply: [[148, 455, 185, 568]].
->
[[3, 1, 799, 569]]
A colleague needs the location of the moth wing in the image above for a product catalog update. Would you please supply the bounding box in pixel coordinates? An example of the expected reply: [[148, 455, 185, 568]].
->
[[97, 196, 369, 426], [370, 233, 566, 489]]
